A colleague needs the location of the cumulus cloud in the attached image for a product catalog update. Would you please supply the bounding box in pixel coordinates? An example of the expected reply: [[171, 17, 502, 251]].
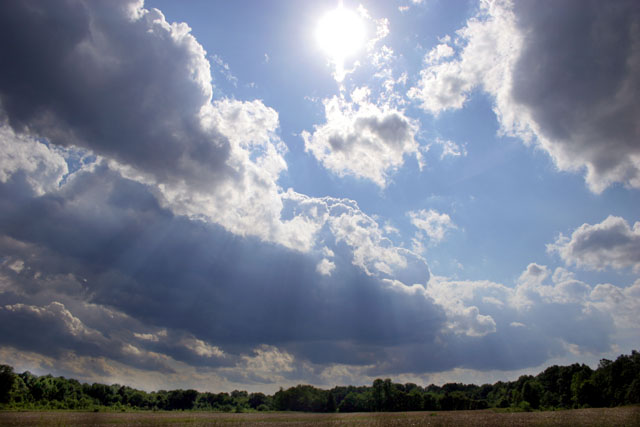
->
[[0, 0, 230, 188], [0, 0, 304, 254], [425, 260, 634, 367], [316, 258, 336, 276], [409, 0, 640, 192], [0, 125, 69, 195], [319, 195, 430, 283], [0, 301, 173, 373], [591, 280, 640, 330], [303, 88, 419, 187], [409, 209, 457, 245], [0, 0, 634, 390], [407, 2, 519, 115], [514, 264, 592, 308], [307, 4, 425, 188], [0, 0, 428, 269], [0, 164, 441, 372], [548, 216, 640, 272], [0, 163, 635, 380], [0, 0, 442, 385]]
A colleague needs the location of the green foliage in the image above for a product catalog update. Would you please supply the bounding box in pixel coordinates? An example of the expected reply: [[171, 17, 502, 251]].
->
[[521, 379, 543, 409], [167, 389, 199, 410], [0, 350, 638, 413], [273, 385, 329, 412], [337, 392, 365, 412], [518, 400, 532, 412], [0, 365, 16, 403], [248, 392, 269, 410], [326, 390, 337, 413]]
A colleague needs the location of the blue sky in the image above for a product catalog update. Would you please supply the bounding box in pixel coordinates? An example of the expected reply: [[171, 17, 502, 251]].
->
[[0, 0, 639, 392]]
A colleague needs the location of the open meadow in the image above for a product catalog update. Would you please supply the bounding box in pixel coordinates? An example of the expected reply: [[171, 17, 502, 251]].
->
[[1, 407, 639, 426]]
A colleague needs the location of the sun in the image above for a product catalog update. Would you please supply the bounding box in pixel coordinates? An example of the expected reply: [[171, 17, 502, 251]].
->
[[316, 5, 365, 63]]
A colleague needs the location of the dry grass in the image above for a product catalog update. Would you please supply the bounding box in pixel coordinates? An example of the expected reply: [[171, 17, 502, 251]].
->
[[1, 407, 639, 426]]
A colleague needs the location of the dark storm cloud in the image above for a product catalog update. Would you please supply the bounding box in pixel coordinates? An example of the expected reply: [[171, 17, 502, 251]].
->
[[0, 0, 230, 188], [368, 330, 558, 377], [511, 0, 640, 191], [0, 0, 449, 374], [366, 298, 612, 376], [0, 297, 176, 373], [0, 0, 630, 383], [410, 0, 640, 192], [0, 167, 615, 375], [0, 166, 448, 368]]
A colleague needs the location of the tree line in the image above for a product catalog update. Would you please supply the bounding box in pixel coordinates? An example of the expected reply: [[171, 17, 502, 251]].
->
[[0, 350, 638, 412]]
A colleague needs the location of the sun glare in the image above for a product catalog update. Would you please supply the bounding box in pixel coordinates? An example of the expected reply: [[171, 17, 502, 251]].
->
[[316, 6, 365, 63]]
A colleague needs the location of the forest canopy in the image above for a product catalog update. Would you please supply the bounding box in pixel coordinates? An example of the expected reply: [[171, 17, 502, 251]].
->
[[1, 351, 639, 412]]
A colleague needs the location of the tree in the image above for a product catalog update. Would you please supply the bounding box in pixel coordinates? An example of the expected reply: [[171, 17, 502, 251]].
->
[[326, 390, 337, 413], [9, 374, 30, 405], [372, 379, 384, 411], [521, 380, 542, 409], [625, 378, 640, 404], [423, 392, 438, 410], [167, 389, 198, 410], [273, 385, 328, 412], [338, 391, 370, 412], [407, 389, 423, 411], [248, 392, 268, 409], [0, 365, 15, 403], [0, 349, 637, 413]]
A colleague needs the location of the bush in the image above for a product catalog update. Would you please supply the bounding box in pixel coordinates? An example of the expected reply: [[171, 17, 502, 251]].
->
[[518, 401, 532, 412]]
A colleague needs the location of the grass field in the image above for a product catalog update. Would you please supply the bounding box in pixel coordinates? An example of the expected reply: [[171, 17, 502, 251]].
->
[[1, 407, 639, 426]]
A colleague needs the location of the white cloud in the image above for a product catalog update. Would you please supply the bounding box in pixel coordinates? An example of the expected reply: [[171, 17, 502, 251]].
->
[[591, 280, 640, 330], [435, 138, 466, 159], [209, 53, 238, 87], [327, 199, 428, 283], [7, 259, 24, 274], [182, 337, 225, 358], [426, 43, 455, 64], [426, 276, 502, 337], [0, 0, 332, 256], [513, 264, 595, 309], [303, 88, 419, 187], [133, 332, 160, 342], [216, 345, 298, 387], [398, 0, 424, 13], [149, 97, 296, 248], [409, 208, 457, 244], [409, 0, 640, 193], [408, 0, 520, 115], [321, 247, 335, 258], [426, 259, 634, 355], [242, 345, 295, 373], [0, 125, 68, 195], [419, 138, 467, 165], [316, 258, 336, 276], [548, 216, 640, 272], [0, 0, 432, 280], [365, 12, 390, 53]]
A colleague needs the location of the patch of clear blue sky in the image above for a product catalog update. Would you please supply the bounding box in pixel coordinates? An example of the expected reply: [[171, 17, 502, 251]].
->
[[146, 0, 639, 288]]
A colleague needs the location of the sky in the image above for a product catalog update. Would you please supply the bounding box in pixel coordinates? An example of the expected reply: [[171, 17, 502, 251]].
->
[[0, 0, 639, 393]]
